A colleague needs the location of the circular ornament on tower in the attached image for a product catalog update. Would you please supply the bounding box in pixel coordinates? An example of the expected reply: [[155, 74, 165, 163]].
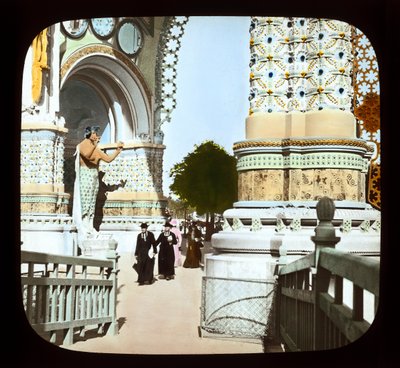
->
[[90, 17, 116, 39], [61, 19, 89, 39], [116, 20, 143, 57]]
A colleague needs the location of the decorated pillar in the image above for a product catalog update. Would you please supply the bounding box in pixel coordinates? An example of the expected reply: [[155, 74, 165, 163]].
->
[[21, 24, 68, 211], [201, 17, 380, 341], [239, 17, 373, 203], [21, 24, 76, 255]]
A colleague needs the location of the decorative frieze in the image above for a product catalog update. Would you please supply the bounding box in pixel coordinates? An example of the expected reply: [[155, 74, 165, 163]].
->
[[103, 200, 164, 209], [21, 194, 69, 214], [220, 206, 380, 236], [101, 199, 166, 217], [238, 168, 366, 202], [237, 152, 368, 172], [233, 137, 373, 151], [103, 207, 165, 217], [21, 214, 74, 226]]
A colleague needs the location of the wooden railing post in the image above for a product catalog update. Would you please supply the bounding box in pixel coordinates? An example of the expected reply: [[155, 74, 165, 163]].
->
[[311, 196, 340, 351], [105, 238, 119, 336], [63, 263, 76, 345], [311, 197, 340, 267]]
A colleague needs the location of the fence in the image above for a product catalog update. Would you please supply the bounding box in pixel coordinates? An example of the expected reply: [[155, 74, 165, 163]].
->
[[277, 197, 380, 351], [21, 250, 119, 346], [200, 276, 277, 340]]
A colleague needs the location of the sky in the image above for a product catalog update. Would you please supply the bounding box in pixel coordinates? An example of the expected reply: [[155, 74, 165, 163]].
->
[[161, 16, 251, 196]]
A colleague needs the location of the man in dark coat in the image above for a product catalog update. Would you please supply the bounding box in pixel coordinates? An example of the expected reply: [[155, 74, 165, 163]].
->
[[155, 222, 177, 280], [134, 223, 157, 285]]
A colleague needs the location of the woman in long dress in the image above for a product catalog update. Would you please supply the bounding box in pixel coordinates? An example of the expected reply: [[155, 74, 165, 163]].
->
[[183, 221, 203, 268], [155, 222, 177, 280], [170, 219, 183, 267]]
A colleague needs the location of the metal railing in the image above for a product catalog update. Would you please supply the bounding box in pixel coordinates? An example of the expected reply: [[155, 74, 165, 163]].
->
[[21, 250, 119, 346], [277, 197, 380, 351]]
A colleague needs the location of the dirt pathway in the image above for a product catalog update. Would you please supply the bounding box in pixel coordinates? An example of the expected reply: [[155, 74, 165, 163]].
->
[[64, 240, 265, 355]]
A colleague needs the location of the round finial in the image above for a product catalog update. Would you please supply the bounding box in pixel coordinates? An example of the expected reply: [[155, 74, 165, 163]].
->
[[108, 238, 118, 251], [316, 196, 335, 221]]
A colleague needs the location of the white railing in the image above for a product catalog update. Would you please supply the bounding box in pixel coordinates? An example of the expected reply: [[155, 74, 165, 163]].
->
[[21, 250, 119, 345]]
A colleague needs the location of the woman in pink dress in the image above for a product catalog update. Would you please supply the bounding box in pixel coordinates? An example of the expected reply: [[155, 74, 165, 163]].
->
[[170, 219, 183, 267]]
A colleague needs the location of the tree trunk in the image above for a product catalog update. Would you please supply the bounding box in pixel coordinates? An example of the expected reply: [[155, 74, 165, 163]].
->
[[205, 212, 215, 241]]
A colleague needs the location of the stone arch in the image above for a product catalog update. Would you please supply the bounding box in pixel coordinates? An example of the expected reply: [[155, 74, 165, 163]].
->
[[57, 17, 191, 216], [60, 45, 153, 148], [59, 45, 153, 213]]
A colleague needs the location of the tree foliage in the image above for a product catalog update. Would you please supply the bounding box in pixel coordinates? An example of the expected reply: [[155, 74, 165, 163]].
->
[[166, 197, 195, 220], [169, 140, 238, 216]]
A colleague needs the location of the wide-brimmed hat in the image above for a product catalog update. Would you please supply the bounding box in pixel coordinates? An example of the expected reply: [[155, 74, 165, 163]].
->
[[140, 223, 149, 228]]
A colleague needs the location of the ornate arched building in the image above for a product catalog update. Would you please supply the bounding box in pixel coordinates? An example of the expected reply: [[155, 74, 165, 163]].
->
[[21, 17, 189, 254]]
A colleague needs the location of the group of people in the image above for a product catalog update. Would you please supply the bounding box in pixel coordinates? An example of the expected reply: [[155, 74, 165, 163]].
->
[[72, 125, 205, 286], [133, 220, 204, 286]]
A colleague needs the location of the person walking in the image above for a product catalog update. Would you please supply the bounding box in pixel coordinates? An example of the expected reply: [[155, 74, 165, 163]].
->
[[133, 223, 158, 285], [155, 222, 177, 280], [72, 125, 124, 242], [170, 219, 183, 267], [183, 220, 203, 268]]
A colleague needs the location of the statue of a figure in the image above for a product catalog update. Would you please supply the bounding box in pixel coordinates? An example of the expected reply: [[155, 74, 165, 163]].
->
[[72, 126, 124, 242]]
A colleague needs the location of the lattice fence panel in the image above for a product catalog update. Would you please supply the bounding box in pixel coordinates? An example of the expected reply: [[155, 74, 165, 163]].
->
[[200, 276, 277, 339]]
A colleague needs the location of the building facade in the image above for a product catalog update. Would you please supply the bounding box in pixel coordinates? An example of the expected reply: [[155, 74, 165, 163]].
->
[[20, 17, 189, 254]]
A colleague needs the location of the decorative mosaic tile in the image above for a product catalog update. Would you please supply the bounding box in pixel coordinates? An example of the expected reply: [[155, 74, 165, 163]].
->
[[340, 218, 352, 233], [359, 219, 371, 232], [249, 17, 353, 114], [222, 218, 232, 231], [275, 217, 287, 233], [251, 217, 263, 232], [289, 216, 301, 231], [371, 220, 380, 232], [232, 218, 244, 231]]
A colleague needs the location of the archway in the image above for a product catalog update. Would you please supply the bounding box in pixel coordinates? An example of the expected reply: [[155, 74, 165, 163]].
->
[[59, 47, 153, 215]]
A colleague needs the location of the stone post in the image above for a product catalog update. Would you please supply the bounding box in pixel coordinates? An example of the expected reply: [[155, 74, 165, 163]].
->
[[311, 196, 340, 266]]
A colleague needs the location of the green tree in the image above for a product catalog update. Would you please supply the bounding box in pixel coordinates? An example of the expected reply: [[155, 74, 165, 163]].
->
[[169, 140, 238, 240], [166, 197, 195, 235]]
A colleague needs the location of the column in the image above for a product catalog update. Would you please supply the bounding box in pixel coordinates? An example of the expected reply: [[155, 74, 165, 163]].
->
[[239, 16, 373, 203]]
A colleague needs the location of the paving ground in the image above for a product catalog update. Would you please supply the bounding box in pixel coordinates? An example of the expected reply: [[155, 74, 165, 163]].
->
[[63, 238, 273, 355]]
